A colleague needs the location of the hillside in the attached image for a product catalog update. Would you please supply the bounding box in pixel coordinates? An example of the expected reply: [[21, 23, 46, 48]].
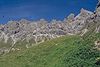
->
[[0, 0, 100, 67], [0, 33, 100, 67], [0, 0, 100, 55], [0, 6, 99, 55]]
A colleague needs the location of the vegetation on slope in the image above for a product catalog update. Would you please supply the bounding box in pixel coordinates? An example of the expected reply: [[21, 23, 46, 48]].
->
[[0, 33, 100, 67]]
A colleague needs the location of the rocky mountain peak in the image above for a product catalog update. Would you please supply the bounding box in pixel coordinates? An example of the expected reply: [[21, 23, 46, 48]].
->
[[96, 0, 100, 9], [96, 0, 100, 16], [75, 8, 93, 20], [80, 8, 93, 16], [19, 19, 30, 24], [67, 13, 75, 20], [0, 0, 100, 54]]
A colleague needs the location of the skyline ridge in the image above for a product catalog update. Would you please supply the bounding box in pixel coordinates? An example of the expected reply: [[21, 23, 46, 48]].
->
[[0, 0, 98, 24]]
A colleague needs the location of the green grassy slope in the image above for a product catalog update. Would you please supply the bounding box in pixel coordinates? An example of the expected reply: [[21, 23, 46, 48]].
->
[[0, 33, 100, 67]]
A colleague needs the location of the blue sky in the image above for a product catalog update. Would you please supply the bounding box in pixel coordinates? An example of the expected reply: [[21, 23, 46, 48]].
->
[[0, 0, 98, 24]]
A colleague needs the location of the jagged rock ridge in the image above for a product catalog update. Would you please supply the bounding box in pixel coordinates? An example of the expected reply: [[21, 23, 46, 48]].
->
[[0, 0, 100, 54]]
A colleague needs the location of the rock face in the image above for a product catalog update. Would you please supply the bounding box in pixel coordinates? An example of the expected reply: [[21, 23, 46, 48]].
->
[[0, 0, 100, 54], [95, 40, 100, 50]]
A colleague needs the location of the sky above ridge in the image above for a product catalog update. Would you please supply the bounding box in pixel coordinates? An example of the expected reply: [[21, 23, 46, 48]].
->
[[0, 0, 98, 24]]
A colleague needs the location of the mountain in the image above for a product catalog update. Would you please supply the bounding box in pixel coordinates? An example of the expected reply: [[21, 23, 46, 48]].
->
[[0, 0, 100, 67], [0, 33, 100, 67], [0, 8, 96, 54]]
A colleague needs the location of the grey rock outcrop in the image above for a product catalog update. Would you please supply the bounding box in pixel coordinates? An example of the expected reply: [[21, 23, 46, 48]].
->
[[0, 0, 100, 54]]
